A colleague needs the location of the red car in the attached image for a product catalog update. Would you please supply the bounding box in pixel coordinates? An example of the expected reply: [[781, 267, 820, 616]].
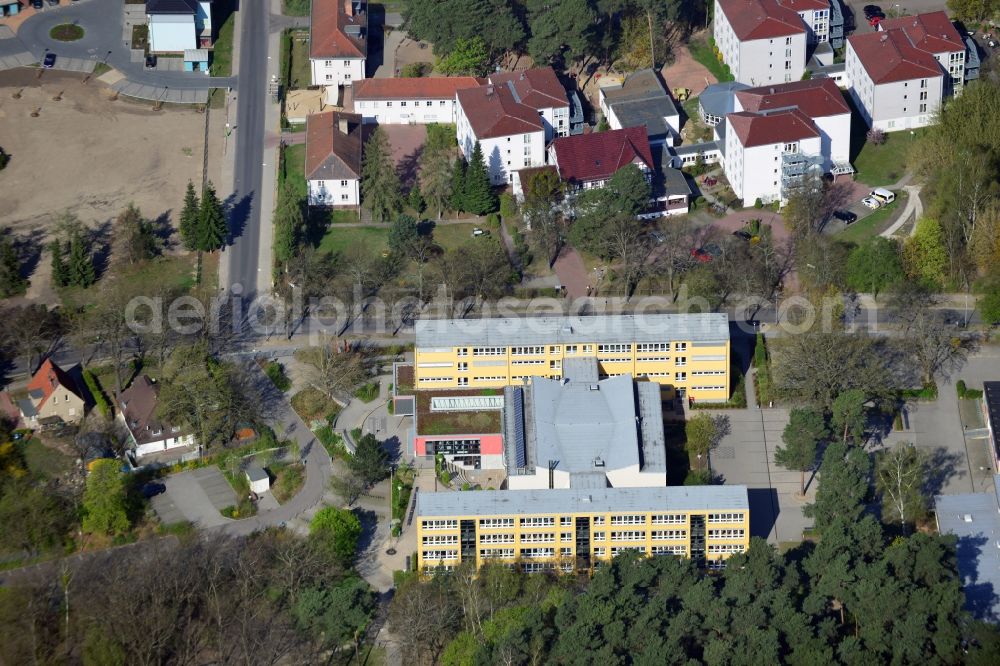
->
[[869, 16, 882, 27]]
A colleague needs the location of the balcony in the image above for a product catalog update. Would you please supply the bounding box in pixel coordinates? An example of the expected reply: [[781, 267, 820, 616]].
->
[[780, 152, 824, 196]]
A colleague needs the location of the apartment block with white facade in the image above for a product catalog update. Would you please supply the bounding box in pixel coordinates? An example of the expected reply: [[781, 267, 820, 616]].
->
[[846, 29, 944, 132], [783, 0, 831, 44], [878, 11, 969, 96], [714, 0, 808, 85], [310, 0, 367, 99], [351, 77, 481, 124], [305, 111, 362, 207], [455, 84, 546, 186], [488, 68, 571, 142]]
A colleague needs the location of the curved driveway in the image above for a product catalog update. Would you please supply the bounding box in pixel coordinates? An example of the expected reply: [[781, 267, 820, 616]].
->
[[9, 0, 235, 89]]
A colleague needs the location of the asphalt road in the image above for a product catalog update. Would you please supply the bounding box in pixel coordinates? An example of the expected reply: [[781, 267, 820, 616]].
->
[[225, 2, 268, 302], [6, 0, 234, 89]]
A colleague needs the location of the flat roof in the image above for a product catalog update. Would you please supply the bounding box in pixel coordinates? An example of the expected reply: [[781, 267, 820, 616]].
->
[[417, 484, 750, 517], [415, 313, 730, 349], [935, 478, 1000, 621]]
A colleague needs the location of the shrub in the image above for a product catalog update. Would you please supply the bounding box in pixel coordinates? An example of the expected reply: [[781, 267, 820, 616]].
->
[[82, 368, 111, 419], [0, 148, 8, 171], [264, 361, 291, 392], [440, 470, 451, 485], [486, 212, 500, 228], [400, 62, 430, 77], [499, 193, 517, 220], [957, 380, 983, 400], [867, 127, 886, 146], [353, 381, 379, 403], [754, 198, 763, 209], [684, 469, 713, 485]]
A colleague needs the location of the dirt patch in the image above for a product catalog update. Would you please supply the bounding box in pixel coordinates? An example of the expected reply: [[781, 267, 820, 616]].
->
[[380, 124, 427, 188], [393, 37, 434, 75], [661, 37, 718, 97], [0, 70, 208, 296]]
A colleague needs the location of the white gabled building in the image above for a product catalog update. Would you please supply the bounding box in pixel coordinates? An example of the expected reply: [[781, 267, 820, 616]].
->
[[351, 76, 481, 124], [714, 0, 808, 85], [310, 0, 367, 100], [846, 29, 944, 133], [455, 83, 546, 186], [783, 0, 832, 44], [305, 111, 362, 207], [488, 68, 571, 142], [877, 11, 970, 97]]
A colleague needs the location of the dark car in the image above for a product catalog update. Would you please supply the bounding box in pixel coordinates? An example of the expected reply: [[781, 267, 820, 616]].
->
[[141, 482, 167, 499], [703, 242, 723, 258], [863, 4, 881, 14], [833, 210, 858, 225], [30, 0, 42, 8], [42, 53, 56, 68], [46, 0, 58, 5], [145, 54, 157, 70], [732, 229, 753, 241]]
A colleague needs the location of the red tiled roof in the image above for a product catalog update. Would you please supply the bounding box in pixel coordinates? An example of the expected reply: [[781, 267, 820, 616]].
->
[[879, 11, 964, 54], [848, 29, 943, 85], [352, 76, 482, 100], [488, 68, 569, 110], [26, 359, 81, 410], [728, 108, 819, 147], [737, 78, 849, 118], [717, 0, 806, 41], [551, 127, 654, 184], [456, 84, 544, 140], [777, 0, 830, 10], [311, 0, 367, 59], [306, 111, 363, 180]]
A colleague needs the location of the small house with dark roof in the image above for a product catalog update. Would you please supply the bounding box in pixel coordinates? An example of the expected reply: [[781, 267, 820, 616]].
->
[[548, 127, 655, 192], [13, 359, 87, 426], [305, 111, 363, 207], [118, 375, 195, 458], [598, 70, 680, 146], [145, 0, 213, 54], [310, 0, 367, 97]]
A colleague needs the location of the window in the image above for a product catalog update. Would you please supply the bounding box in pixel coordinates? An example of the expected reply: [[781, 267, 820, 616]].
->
[[785, 37, 792, 45], [611, 515, 645, 526], [325, 74, 333, 81], [637, 343, 669, 353], [708, 513, 744, 523], [610, 547, 643, 557], [340, 194, 349, 201], [675, 357, 687, 367], [560, 547, 573, 557], [422, 549, 458, 560], [324, 60, 332, 66], [675, 372, 687, 381], [520, 547, 555, 559], [593, 547, 606, 557], [340, 180, 348, 187], [708, 544, 745, 554], [479, 518, 515, 528], [422, 519, 458, 530], [423, 535, 458, 545], [511, 346, 544, 356], [520, 532, 555, 543], [592, 515, 605, 525], [652, 545, 686, 556], [674, 343, 687, 351], [457, 362, 468, 371], [611, 531, 646, 541], [473, 347, 504, 356], [919, 104, 927, 113], [920, 79, 927, 88], [783, 143, 797, 153], [440, 100, 447, 106], [401, 101, 407, 107], [480, 533, 515, 544], [344, 74, 351, 80], [386, 101, 392, 107], [598, 344, 630, 353], [456, 348, 468, 356], [652, 514, 686, 525], [707, 529, 746, 539], [560, 516, 573, 527], [457, 377, 468, 386], [565, 345, 578, 354], [520, 517, 555, 527], [480, 548, 515, 559], [651, 530, 686, 540]]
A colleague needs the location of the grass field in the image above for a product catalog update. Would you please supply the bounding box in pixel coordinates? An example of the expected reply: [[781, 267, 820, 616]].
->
[[318, 226, 390, 254], [282, 0, 311, 16], [210, 12, 235, 77], [852, 130, 923, 186], [429, 222, 478, 252], [281, 29, 312, 90], [836, 191, 908, 244], [687, 36, 734, 83], [18, 438, 74, 480], [280, 143, 307, 198]]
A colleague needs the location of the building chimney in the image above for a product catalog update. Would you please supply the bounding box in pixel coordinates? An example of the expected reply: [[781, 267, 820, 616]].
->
[[344, 0, 353, 17], [486, 85, 494, 96], [338, 116, 350, 134]]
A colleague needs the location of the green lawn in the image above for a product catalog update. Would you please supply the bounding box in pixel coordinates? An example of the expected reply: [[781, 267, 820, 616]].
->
[[318, 226, 390, 254], [280, 143, 307, 198], [282, 0, 311, 16], [329, 209, 360, 224], [281, 29, 312, 90], [210, 12, 235, 77], [17, 439, 74, 480], [836, 191, 908, 244], [429, 222, 478, 252], [687, 36, 734, 83], [852, 130, 923, 186]]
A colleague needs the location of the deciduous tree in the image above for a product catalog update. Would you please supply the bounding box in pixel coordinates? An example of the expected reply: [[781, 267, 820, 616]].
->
[[774, 408, 827, 495], [845, 236, 903, 299], [310, 506, 362, 567], [875, 442, 929, 531], [420, 147, 454, 219], [113, 203, 158, 268], [81, 459, 129, 535]]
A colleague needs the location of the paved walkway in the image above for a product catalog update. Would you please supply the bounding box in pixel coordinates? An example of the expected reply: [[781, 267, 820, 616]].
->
[[879, 184, 923, 238], [552, 245, 590, 298]]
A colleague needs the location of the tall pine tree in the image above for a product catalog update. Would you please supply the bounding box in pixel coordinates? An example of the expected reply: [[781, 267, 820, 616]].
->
[[463, 143, 497, 215], [360, 127, 403, 223], [449, 155, 467, 213], [273, 182, 302, 273], [196, 182, 227, 252], [67, 233, 96, 288], [0, 232, 26, 297], [49, 240, 68, 288], [179, 181, 200, 251]]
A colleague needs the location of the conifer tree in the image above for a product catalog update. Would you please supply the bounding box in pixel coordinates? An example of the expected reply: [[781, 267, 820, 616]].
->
[[49, 240, 68, 288], [197, 182, 227, 252], [0, 232, 26, 297], [463, 143, 497, 215], [67, 232, 96, 288], [179, 181, 200, 251], [449, 155, 467, 213], [360, 127, 403, 223]]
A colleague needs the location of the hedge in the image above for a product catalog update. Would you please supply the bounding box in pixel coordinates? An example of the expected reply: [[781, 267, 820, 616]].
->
[[957, 380, 984, 400], [82, 368, 111, 419]]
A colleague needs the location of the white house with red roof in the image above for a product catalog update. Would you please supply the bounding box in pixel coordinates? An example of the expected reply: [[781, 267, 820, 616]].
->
[[488, 69, 571, 142], [714, 0, 808, 85], [310, 0, 368, 96], [846, 29, 944, 132], [547, 127, 655, 193], [352, 77, 481, 124], [877, 11, 969, 96], [305, 111, 363, 206]]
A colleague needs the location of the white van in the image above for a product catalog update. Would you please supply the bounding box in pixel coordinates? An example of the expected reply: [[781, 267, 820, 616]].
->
[[871, 188, 895, 204]]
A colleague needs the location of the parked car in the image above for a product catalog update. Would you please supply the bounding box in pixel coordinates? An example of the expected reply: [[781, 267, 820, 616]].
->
[[832, 210, 858, 225], [42, 53, 56, 68], [649, 230, 665, 244], [870, 187, 895, 204], [869, 16, 883, 27], [30, 0, 42, 9], [145, 55, 157, 69], [141, 482, 166, 499], [732, 229, 753, 241], [862, 196, 882, 209], [471, 227, 490, 237]]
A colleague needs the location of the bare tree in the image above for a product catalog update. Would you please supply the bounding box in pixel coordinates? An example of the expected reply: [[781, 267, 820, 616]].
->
[[299, 341, 369, 402], [602, 213, 652, 300], [648, 217, 697, 301], [875, 442, 929, 532], [0, 304, 63, 375]]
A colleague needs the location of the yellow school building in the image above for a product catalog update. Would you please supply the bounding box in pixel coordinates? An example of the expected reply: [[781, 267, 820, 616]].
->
[[413, 313, 732, 402], [416, 486, 751, 574]]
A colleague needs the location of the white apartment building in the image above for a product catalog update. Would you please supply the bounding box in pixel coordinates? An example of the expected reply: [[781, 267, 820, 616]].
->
[[783, 0, 831, 44], [305, 111, 362, 207], [714, 0, 808, 85], [846, 30, 944, 132], [352, 77, 481, 124], [310, 0, 367, 98], [455, 84, 546, 186], [878, 11, 968, 96], [724, 109, 823, 205], [488, 68, 571, 142]]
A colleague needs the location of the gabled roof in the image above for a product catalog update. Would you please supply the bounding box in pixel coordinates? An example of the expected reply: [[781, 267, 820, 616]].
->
[[776, 0, 830, 11], [119, 376, 186, 446], [717, 0, 806, 41], [26, 359, 82, 410], [848, 29, 943, 85], [551, 127, 654, 184], [879, 11, 964, 54], [737, 78, 850, 118], [306, 111, 363, 181], [456, 84, 544, 140], [352, 76, 482, 100], [488, 68, 569, 110], [728, 108, 819, 147], [311, 0, 367, 59], [146, 0, 199, 13]]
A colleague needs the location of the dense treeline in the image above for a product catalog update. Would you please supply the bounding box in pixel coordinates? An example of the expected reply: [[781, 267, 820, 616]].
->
[[403, 0, 706, 70], [0, 529, 377, 665]]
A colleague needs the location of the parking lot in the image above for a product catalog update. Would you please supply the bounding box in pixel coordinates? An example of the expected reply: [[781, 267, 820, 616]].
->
[[151, 467, 237, 528]]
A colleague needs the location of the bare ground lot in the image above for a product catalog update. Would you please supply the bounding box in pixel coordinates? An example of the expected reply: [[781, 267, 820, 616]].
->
[[0, 69, 212, 301]]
